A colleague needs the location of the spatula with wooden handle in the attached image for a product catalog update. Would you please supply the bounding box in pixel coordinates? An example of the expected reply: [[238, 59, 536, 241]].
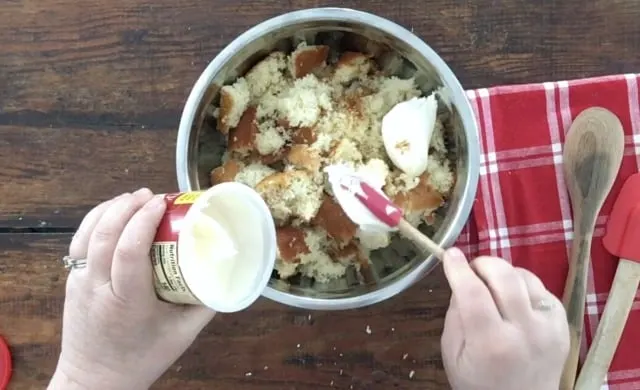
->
[[559, 107, 625, 390], [574, 173, 640, 390], [336, 174, 446, 261]]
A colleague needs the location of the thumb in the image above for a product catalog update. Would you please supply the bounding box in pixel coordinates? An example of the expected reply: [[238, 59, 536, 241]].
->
[[441, 247, 502, 333], [442, 247, 475, 291], [441, 297, 465, 369]]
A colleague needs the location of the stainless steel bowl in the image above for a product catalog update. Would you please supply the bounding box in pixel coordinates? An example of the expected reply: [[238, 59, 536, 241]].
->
[[176, 8, 480, 310]]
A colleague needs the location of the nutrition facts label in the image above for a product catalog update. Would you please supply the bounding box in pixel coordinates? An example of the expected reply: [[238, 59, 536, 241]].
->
[[150, 241, 200, 305]]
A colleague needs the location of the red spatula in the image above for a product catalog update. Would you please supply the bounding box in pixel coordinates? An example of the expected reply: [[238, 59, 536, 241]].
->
[[574, 172, 640, 390]]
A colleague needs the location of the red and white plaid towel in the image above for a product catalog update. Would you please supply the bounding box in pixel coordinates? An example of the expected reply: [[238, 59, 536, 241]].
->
[[455, 74, 640, 389]]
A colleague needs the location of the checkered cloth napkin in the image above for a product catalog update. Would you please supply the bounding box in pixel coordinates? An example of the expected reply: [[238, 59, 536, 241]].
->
[[454, 73, 640, 389]]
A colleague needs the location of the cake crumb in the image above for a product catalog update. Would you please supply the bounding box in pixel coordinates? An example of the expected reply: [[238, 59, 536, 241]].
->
[[327, 138, 363, 165], [278, 74, 332, 127], [216, 79, 251, 133], [244, 51, 288, 98], [210, 159, 243, 185], [409, 370, 415, 379], [256, 170, 323, 223], [255, 122, 287, 156], [210, 45, 455, 283], [228, 106, 258, 155], [365, 325, 372, 335], [334, 52, 372, 84], [234, 163, 275, 189], [290, 43, 330, 78]]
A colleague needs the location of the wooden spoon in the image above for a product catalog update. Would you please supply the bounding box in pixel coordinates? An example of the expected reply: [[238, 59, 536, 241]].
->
[[559, 107, 625, 390]]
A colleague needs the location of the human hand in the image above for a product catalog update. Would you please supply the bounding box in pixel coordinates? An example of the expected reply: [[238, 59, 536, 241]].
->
[[440, 248, 569, 390], [48, 189, 216, 390]]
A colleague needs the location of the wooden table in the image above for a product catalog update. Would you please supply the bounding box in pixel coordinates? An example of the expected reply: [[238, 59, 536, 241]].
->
[[1, 0, 639, 389]]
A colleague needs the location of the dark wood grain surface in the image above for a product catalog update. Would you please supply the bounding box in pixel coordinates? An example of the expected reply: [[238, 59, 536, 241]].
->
[[1, 0, 639, 389]]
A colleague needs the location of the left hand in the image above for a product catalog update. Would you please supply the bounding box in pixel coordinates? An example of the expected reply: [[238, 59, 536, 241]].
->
[[49, 189, 216, 390]]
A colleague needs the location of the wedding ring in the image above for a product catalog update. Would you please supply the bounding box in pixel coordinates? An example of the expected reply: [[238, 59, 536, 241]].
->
[[534, 299, 554, 312], [62, 256, 88, 270]]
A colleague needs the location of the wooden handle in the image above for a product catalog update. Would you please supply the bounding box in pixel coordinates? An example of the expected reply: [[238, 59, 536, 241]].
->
[[559, 107, 625, 390], [559, 234, 594, 390], [574, 259, 640, 390], [397, 219, 445, 261]]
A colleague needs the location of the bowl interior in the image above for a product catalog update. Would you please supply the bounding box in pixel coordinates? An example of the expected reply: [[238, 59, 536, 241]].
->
[[184, 15, 472, 302]]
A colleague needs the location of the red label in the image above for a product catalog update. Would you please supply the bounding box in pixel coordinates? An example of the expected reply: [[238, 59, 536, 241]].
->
[[150, 192, 205, 305]]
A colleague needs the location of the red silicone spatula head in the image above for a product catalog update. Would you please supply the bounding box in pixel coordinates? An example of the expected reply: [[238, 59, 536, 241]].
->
[[602, 172, 640, 261]]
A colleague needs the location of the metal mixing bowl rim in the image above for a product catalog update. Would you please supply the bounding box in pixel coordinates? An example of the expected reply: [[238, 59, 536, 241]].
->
[[176, 7, 480, 311]]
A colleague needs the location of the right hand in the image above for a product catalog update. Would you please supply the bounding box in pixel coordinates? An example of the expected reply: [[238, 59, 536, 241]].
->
[[440, 247, 569, 390]]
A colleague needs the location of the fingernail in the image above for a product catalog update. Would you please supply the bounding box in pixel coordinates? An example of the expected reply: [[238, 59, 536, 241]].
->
[[134, 187, 152, 196], [148, 196, 166, 209], [444, 247, 467, 264]]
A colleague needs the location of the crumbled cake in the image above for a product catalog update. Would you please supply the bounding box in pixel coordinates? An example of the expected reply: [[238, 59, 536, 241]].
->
[[210, 42, 456, 283], [278, 74, 332, 127], [210, 159, 244, 185], [333, 52, 372, 85], [234, 163, 276, 188], [255, 170, 323, 223], [290, 44, 330, 79], [312, 194, 357, 245], [255, 121, 287, 156], [287, 145, 322, 174]]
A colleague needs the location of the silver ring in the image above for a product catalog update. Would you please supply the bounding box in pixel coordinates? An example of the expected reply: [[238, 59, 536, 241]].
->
[[533, 299, 554, 312], [62, 256, 88, 270]]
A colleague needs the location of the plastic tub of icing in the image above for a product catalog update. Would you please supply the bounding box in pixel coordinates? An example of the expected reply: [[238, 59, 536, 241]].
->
[[150, 182, 276, 313]]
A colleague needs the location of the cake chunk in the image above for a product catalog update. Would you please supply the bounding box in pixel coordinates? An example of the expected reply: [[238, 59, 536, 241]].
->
[[255, 121, 287, 156], [210, 160, 243, 185], [286, 145, 322, 173], [391, 172, 445, 226], [228, 106, 258, 155], [244, 51, 289, 97], [278, 74, 332, 127], [357, 229, 391, 250], [276, 226, 310, 263], [217, 79, 251, 134], [256, 170, 323, 223], [327, 138, 363, 165], [234, 163, 276, 189], [291, 126, 318, 145], [426, 157, 455, 195], [356, 158, 390, 189], [333, 52, 372, 84], [312, 194, 357, 245], [296, 229, 346, 283], [299, 251, 346, 283], [290, 44, 330, 79]]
